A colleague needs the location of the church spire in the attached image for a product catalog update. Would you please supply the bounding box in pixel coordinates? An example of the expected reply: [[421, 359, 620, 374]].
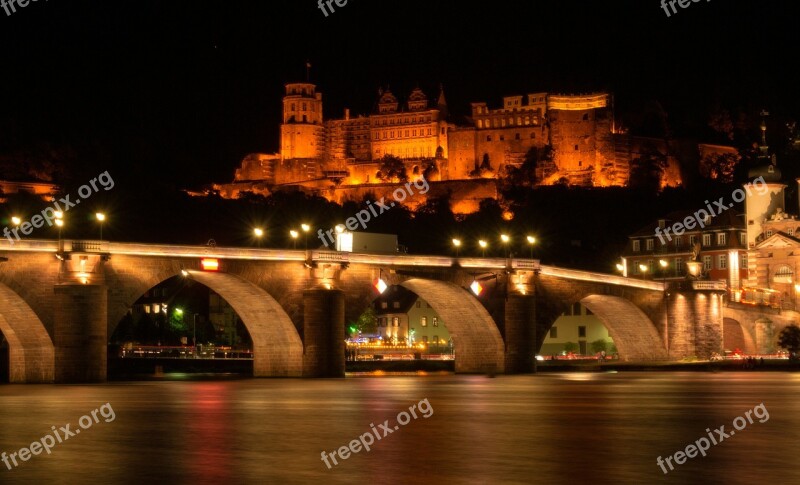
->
[[437, 84, 448, 118]]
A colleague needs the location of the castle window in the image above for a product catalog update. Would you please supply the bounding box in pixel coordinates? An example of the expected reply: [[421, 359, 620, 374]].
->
[[302, 103, 307, 111], [428, 128, 432, 135], [405, 130, 409, 137], [740, 233, 747, 245], [530, 132, 536, 139], [515, 133, 520, 140], [578, 161, 582, 167], [487, 135, 492, 142], [413, 130, 417, 136], [477, 120, 483, 128], [790, 228, 795, 236], [441, 127, 446, 134], [500, 135, 505, 141], [291, 103, 296, 111], [583, 113, 589, 121], [574, 145, 579, 151], [517, 117, 522, 125]]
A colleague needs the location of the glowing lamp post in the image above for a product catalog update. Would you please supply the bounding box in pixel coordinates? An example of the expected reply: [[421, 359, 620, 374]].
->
[[253, 227, 264, 247], [301, 223, 311, 249], [95, 213, 106, 240], [639, 263, 649, 280], [526, 235, 536, 259], [452, 238, 461, 257], [290, 230, 299, 249], [500, 234, 510, 258], [11, 216, 21, 227], [479, 240, 488, 258]]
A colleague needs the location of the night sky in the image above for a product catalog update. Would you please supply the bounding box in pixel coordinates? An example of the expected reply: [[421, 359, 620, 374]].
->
[[1, 0, 798, 187]]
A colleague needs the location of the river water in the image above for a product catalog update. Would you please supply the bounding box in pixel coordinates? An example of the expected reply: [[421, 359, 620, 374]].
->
[[0, 372, 795, 484]]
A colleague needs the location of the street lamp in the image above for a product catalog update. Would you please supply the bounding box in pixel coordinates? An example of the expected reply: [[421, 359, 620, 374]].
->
[[254, 227, 264, 247], [301, 223, 311, 249], [659, 259, 668, 280], [96, 213, 106, 240], [500, 234, 510, 258], [639, 263, 649, 280], [289, 230, 299, 249], [452, 238, 461, 257], [479, 239, 488, 257], [55, 218, 64, 242], [11, 216, 21, 226], [526, 235, 536, 259], [616, 263, 624, 273]]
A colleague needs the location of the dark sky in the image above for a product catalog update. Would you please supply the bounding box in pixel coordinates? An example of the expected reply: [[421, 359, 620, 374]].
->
[[1, 0, 798, 186]]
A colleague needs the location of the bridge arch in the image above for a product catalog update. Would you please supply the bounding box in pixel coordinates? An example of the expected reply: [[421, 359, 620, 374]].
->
[[109, 268, 303, 377], [0, 283, 54, 383], [577, 295, 667, 361], [723, 317, 756, 354], [399, 278, 504, 373]]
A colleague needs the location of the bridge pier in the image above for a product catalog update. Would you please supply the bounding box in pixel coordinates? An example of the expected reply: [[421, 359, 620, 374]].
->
[[666, 289, 724, 360], [504, 294, 536, 373], [54, 284, 108, 383], [303, 287, 345, 377]]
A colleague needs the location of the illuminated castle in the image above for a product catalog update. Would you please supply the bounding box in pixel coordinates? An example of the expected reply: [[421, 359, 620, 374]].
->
[[227, 82, 627, 192]]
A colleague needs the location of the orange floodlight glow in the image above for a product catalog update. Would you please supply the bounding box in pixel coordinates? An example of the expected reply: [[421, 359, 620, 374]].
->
[[470, 281, 483, 296], [201, 258, 220, 272]]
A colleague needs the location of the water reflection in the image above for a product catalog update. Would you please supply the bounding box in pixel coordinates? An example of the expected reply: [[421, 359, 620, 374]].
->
[[0, 373, 797, 484]]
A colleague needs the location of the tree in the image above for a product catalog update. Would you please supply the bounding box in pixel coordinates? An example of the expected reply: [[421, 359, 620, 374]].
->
[[376, 155, 408, 183], [699, 152, 740, 183], [353, 307, 378, 335], [778, 325, 800, 360], [629, 143, 667, 191], [590, 339, 608, 354], [563, 342, 578, 353]]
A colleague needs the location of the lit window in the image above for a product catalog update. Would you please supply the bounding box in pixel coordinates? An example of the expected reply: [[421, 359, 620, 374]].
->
[[690, 235, 697, 246], [740, 253, 747, 270], [675, 258, 684, 276], [703, 234, 712, 247], [646, 239, 654, 251], [393, 301, 400, 309], [719, 254, 727, 270], [703, 255, 712, 271], [766, 230, 773, 238], [632, 240, 640, 252], [153, 304, 160, 313], [144, 305, 151, 314], [381, 302, 388, 309], [717, 233, 726, 245], [392, 317, 399, 327], [674, 236, 682, 248], [433, 317, 439, 327], [421, 317, 427, 327]]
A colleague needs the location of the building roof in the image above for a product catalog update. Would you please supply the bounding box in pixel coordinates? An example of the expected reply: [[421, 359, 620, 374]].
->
[[628, 208, 744, 238], [373, 285, 419, 315]]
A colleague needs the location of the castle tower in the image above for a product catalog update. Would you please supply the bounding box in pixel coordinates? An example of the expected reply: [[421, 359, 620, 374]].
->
[[280, 83, 324, 160], [744, 111, 785, 286]]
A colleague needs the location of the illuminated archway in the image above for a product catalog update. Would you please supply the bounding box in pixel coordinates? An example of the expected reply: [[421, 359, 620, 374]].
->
[[399, 278, 504, 373], [578, 295, 667, 361], [0, 283, 54, 383], [182, 271, 303, 376]]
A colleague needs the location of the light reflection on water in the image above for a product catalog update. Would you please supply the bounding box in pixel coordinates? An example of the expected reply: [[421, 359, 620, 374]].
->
[[0, 372, 797, 484]]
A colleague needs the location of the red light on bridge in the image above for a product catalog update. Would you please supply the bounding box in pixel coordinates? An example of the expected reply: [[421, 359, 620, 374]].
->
[[201, 258, 220, 272]]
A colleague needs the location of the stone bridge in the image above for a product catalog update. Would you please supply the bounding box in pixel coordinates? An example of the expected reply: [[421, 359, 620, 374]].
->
[[0, 239, 727, 383]]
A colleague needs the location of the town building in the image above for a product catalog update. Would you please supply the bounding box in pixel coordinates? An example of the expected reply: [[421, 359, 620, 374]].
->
[[372, 285, 451, 349], [621, 209, 747, 288], [539, 302, 615, 356]]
